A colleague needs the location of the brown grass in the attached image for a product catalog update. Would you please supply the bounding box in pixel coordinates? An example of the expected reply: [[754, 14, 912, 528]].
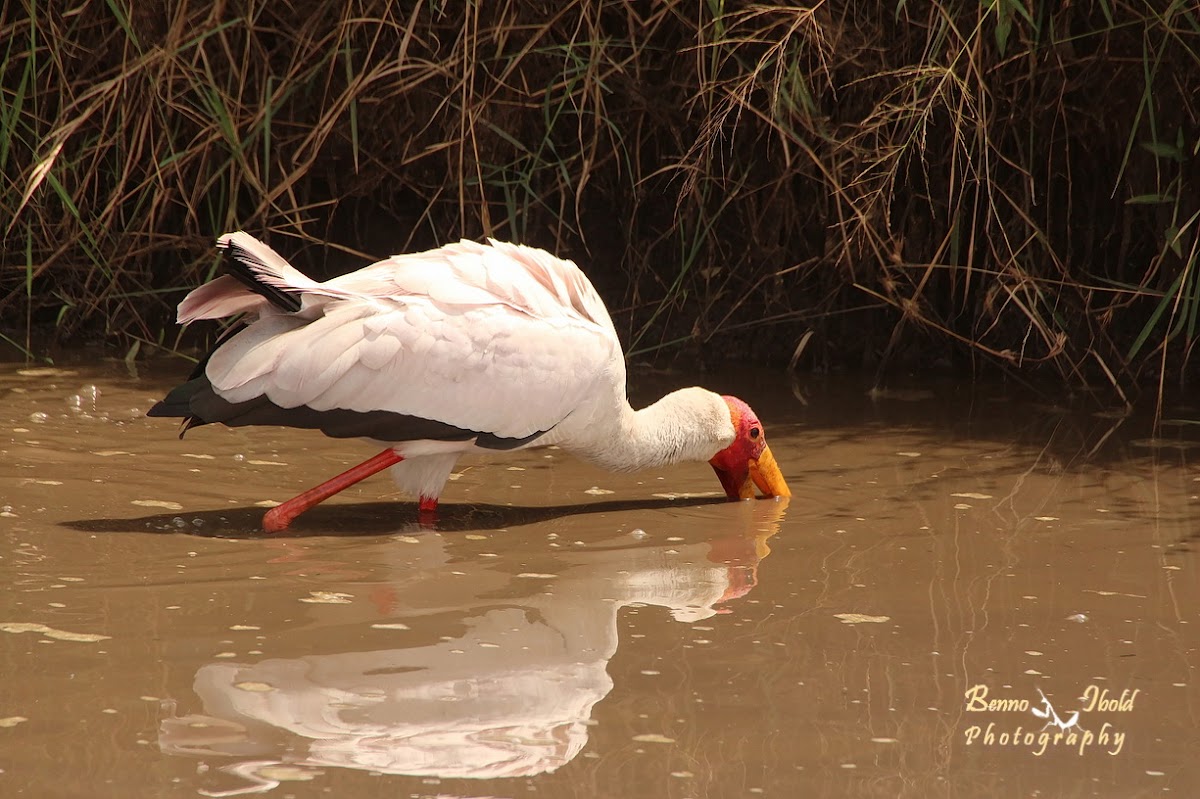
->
[[2, 1, 1197, 404]]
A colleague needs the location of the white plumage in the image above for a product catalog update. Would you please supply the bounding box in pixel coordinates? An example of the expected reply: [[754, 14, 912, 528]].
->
[[188, 235, 618, 440], [150, 232, 789, 530]]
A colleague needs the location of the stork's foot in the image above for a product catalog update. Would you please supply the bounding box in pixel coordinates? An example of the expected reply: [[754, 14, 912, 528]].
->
[[417, 495, 439, 528], [263, 502, 302, 533]]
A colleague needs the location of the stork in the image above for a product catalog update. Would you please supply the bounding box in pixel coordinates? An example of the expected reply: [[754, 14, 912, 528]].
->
[[149, 232, 790, 531]]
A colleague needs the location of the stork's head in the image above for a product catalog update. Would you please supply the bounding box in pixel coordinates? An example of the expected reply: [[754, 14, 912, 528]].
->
[[709, 396, 791, 500]]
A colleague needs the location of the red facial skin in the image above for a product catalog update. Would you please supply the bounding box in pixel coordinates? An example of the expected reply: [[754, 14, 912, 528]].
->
[[709, 396, 769, 500]]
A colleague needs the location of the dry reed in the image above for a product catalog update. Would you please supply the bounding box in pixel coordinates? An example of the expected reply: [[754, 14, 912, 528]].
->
[[1, 1, 1197, 402]]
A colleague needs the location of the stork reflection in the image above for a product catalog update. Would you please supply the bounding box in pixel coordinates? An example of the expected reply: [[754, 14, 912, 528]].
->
[[160, 500, 787, 794]]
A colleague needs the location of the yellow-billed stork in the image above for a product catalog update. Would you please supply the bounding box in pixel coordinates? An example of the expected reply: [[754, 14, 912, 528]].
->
[[149, 232, 790, 531]]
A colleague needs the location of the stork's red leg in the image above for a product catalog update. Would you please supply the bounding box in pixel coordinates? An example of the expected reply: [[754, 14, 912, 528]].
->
[[262, 449, 403, 532]]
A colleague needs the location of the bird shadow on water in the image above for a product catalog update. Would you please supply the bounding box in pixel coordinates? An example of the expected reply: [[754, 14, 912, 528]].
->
[[61, 496, 733, 539]]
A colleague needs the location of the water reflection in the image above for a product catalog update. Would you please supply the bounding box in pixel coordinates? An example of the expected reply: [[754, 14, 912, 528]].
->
[[159, 501, 787, 794]]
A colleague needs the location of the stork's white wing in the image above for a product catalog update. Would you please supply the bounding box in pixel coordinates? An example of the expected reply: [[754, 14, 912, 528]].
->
[[202, 240, 621, 441]]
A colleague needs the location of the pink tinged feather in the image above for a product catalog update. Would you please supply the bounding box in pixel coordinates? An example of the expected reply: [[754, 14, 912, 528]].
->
[[406, 329, 437, 358], [310, 358, 384, 412], [491, 239, 609, 326], [177, 275, 265, 323], [373, 259, 438, 297], [270, 312, 368, 396], [490, 240, 569, 304], [357, 315, 403, 370], [207, 316, 305, 394], [428, 278, 502, 307], [319, 238, 610, 333]]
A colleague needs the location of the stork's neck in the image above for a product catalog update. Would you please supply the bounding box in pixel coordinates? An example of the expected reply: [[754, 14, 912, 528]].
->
[[576, 387, 735, 473]]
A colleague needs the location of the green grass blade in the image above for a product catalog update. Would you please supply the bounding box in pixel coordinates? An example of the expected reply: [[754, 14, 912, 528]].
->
[[1127, 268, 1186, 360]]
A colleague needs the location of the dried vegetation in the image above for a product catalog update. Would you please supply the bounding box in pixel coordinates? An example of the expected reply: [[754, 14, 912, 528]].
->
[[2, 1, 1198, 401]]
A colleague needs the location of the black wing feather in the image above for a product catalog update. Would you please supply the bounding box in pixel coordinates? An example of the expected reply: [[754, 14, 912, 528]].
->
[[148, 375, 547, 450], [217, 238, 302, 313]]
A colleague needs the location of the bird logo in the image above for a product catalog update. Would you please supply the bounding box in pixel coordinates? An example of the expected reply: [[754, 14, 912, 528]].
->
[[1031, 687, 1084, 733]]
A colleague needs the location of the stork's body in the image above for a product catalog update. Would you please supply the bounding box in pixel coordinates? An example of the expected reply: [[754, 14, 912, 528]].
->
[[149, 233, 789, 530]]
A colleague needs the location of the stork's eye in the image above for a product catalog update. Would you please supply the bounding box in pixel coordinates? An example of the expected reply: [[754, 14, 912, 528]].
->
[[749, 426, 761, 439]]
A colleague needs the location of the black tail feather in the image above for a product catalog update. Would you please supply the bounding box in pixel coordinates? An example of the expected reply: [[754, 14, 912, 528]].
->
[[146, 376, 212, 438], [217, 239, 302, 313]]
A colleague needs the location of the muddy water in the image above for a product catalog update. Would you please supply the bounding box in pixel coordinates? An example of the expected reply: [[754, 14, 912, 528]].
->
[[1, 360, 1198, 798]]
